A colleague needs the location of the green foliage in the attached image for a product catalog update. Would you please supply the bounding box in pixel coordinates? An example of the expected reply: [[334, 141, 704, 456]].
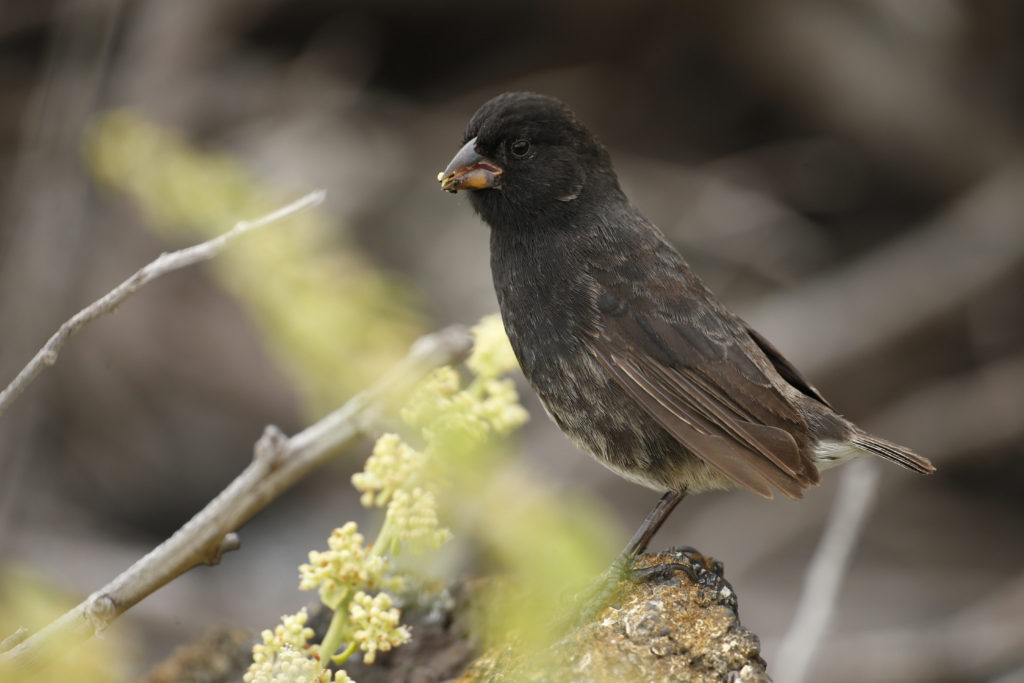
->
[[246, 315, 619, 681], [0, 570, 130, 682], [248, 316, 523, 680], [80, 115, 622, 678], [423, 317, 619, 652], [247, 608, 353, 683], [84, 110, 423, 415]]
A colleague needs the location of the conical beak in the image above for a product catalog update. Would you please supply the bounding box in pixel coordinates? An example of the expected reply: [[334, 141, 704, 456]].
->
[[438, 137, 503, 192]]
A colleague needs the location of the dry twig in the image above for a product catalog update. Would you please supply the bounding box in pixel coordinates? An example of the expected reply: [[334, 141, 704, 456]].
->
[[741, 163, 1024, 377], [0, 189, 326, 418], [0, 324, 473, 670], [774, 458, 881, 683], [815, 572, 1024, 682]]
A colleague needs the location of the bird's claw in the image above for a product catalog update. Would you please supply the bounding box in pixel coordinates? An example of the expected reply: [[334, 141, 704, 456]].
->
[[556, 546, 720, 633]]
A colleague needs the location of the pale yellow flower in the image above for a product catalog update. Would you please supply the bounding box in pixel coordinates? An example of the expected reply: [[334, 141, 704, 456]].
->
[[352, 434, 426, 508], [466, 314, 520, 380], [245, 609, 345, 683], [478, 378, 530, 434], [298, 523, 399, 608], [383, 488, 452, 555], [348, 591, 411, 665], [399, 366, 461, 429]]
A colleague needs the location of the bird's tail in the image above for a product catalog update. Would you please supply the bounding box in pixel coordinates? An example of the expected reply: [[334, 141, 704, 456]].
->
[[850, 433, 936, 474]]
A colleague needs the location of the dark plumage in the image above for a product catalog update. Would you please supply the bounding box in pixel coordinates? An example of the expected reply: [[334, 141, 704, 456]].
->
[[439, 92, 933, 549]]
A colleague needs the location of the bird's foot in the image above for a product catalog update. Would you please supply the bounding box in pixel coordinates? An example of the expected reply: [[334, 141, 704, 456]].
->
[[558, 546, 725, 633], [629, 545, 703, 584], [635, 546, 738, 613]]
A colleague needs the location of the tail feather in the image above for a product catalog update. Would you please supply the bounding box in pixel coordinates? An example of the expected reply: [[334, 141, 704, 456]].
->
[[850, 434, 936, 474]]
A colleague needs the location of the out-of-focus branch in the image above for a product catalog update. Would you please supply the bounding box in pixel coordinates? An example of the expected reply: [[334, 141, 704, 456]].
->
[[0, 324, 473, 670], [741, 163, 1024, 377], [867, 349, 1024, 461], [719, 348, 1024, 583], [812, 572, 1024, 682], [710, 350, 1024, 679], [0, 0, 127, 529], [0, 189, 325, 418], [702, 0, 1017, 188], [774, 459, 881, 683]]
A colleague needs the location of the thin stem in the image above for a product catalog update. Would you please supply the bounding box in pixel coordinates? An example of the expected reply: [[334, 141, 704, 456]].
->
[[0, 189, 326, 418], [370, 508, 399, 559], [1, 324, 474, 671], [774, 459, 881, 683], [319, 606, 352, 666], [332, 640, 359, 667]]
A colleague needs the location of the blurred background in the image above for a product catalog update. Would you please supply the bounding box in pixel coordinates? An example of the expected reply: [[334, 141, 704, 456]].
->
[[1, 1, 1023, 681]]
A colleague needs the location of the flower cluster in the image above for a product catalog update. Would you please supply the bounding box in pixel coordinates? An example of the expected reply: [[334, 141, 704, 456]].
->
[[453, 316, 528, 437], [466, 314, 520, 380], [399, 315, 528, 446], [246, 645, 342, 683], [382, 488, 451, 556], [399, 367, 465, 436], [351, 434, 426, 508], [298, 522, 399, 608], [477, 378, 530, 435], [245, 609, 353, 683], [247, 314, 529, 683], [347, 592, 410, 665]]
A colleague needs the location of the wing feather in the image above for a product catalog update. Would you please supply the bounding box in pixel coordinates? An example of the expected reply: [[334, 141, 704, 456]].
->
[[586, 310, 820, 499]]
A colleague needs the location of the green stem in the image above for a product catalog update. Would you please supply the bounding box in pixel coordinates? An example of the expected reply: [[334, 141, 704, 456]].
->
[[371, 509, 396, 559], [332, 640, 359, 666], [319, 605, 350, 667], [468, 376, 486, 399]]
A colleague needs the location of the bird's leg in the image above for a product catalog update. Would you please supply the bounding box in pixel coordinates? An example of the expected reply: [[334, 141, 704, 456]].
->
[[611, 488, 689, 583], [561, 489, 688, 630], [623, 488, 687, 558]]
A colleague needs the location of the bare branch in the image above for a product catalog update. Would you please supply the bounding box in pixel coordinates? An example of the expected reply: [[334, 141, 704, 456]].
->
[[701, 1, 1013, 187], [868, 349, 1024, 462], [812, 572, 1024, 682], [0, 189, 326, 418], [0, 323, 473, 670], [719, 350, 1024, 589], [740, 163, 1024, 377], [774, 458, 881, 683]]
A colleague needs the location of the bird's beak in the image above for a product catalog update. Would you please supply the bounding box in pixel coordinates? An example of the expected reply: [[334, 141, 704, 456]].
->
[[438, 137, 503, 192]]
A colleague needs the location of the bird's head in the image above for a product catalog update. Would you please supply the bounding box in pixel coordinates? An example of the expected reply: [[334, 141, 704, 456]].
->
[[439, 92, 620, 229]]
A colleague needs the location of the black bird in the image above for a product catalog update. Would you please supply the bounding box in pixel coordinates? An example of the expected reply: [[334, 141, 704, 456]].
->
[[439, 92, 934, 559]]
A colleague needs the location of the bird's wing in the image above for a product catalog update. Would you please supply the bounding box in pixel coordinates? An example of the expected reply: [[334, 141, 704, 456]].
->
[[744, 325, 831, 408], [586, 310, 820, 499]]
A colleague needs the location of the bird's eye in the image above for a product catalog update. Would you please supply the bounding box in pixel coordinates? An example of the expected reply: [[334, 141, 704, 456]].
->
[[509, 139, 531, 158]]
